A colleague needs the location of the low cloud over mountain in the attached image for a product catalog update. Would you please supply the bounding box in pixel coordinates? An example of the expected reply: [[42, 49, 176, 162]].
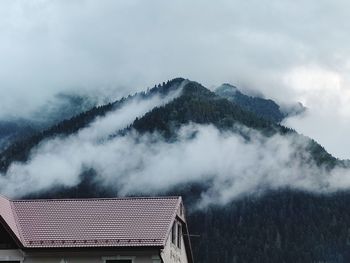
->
[[0, 80, 349, 210]]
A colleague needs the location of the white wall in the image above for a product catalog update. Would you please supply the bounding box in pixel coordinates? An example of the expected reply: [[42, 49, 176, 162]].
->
[[161, 222, 189, 263], [0, 249, 24, 261], [0, 248, 160, 263]]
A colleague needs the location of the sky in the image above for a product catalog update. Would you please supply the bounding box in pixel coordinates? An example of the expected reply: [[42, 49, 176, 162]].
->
[[1, 0, 350, 158]]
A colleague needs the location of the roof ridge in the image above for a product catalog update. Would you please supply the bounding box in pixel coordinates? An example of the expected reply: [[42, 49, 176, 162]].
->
[[0, 194, 11, 200], [12, 196, 181, 203]]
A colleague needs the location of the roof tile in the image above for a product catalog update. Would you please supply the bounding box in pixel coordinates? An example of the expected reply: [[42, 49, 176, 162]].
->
[[1, 196, 181, 248]]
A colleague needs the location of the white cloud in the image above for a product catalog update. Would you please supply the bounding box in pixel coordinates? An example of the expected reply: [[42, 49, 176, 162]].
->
[[283, 65, 350, 159], [2, 93, 350, 208], [1, 0, 350, 158], [0, 82, 182, 196]]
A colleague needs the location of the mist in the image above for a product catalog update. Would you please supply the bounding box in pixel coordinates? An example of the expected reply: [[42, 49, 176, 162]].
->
[[2, 1, 350, 158], [1, 86, 350, 208], [0, 82, 182, 197]]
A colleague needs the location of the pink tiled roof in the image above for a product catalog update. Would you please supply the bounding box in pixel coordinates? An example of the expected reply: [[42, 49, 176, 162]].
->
[[0, 196, 182, 248]]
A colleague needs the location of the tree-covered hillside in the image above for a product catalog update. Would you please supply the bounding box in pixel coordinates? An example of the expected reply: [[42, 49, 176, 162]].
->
[[215, 83, 287, 123], [215, 83, 306, 123], [0, 78, 348, 263], [0, 78, 183, 172], [132, 81, 280, 135], [130, 80, 336, 167], [0, 93, 103, 152], [188, 190, 350, 263]]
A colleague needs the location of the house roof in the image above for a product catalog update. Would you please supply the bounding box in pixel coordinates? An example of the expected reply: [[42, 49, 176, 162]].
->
[[0, 195, 183, 249]]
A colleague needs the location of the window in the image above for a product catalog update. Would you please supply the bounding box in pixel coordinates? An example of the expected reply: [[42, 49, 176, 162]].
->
[[177, 224, 182, 249], [152, 255, 161, 263], [103, 257, 134, 263], [171, 222, 177, 244]]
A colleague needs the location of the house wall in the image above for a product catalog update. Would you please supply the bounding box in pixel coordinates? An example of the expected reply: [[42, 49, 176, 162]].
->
[[161, 223, 188, 263], [0, 248, 162, 263], [0, 239, 189, 263], [0, 249, 24, 261]]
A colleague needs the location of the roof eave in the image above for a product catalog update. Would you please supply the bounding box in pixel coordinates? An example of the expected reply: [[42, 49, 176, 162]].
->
[[0, 215, 24, 249], [22, 244, 164, 252]]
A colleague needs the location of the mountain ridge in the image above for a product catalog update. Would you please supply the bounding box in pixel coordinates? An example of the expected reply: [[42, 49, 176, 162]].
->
[[0, 78, 339, 171], [0, 78, 348, 263], [215, 83, 306, 123]]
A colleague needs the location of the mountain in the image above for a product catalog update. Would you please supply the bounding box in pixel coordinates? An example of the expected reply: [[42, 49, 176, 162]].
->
[[0, 79, 335, 172], [189, 189, 350, 263], [0, 120, 37, 150], [0, 93, 99, 152], [0, 79, 183, 172], [215, 83, 305, 123], [0, 78, 348, 263], [131, 81, 281, 136], [130, 80, 335, 167]]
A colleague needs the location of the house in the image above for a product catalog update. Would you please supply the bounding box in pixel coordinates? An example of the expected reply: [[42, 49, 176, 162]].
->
[[0, 195, 193, 263]]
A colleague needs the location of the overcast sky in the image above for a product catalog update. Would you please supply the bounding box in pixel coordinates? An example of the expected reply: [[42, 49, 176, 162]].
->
[[1, 0, 350, 158]]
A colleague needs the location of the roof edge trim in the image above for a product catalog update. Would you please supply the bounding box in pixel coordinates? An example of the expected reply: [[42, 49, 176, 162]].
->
[[0, 215, 24, 248]]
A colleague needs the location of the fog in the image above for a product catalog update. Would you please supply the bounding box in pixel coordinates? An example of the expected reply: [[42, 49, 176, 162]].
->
[[0, 81, 182, 198], [2, 1, 350, 157], [1, 87, 350, 208]]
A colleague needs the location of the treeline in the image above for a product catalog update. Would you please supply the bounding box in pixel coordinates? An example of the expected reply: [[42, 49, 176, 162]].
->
[[0, 102, 115, 171], [215, 84, 286, 123], [132, 81, 286, 136], [0, 78, 347, 262], [131, 81, 337, 167], [188, 190, 350, 263], [0, 78, 184, 172]]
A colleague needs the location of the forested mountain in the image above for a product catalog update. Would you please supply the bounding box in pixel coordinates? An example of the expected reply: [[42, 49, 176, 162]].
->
[[0, 79, 180, 172], [215, 83, 305, 123], [0, 93, 99, 151], [0, 120, 37, 150], [0, 78, 349, 262], [130, 80, 336, 167], [189, 190, 350, 263]]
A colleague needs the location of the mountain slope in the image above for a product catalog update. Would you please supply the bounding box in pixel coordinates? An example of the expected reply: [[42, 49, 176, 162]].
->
[[130, 80, 336, 167], [131, 81, 282, 136], [215, 83, 305, 123], [0, 78, 338, 174], [0, 120, 38, 150], [0, 93, 100, 152], [188, 190, 350, 263], [0, 78, 347, 263], [5, 79, 336, 184], [0, 79, 184, 172]]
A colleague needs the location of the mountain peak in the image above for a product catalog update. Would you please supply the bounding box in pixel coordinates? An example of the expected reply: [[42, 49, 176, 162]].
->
[[216, 83, 239, 95], [215, 83, 285, 123]]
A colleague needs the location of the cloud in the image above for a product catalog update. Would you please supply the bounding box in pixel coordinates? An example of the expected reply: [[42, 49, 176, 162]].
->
[[282, 65, 350, 159], [1, 86, 350, 208], [0, 82, 182, 197], [1, 0, 350, 157]]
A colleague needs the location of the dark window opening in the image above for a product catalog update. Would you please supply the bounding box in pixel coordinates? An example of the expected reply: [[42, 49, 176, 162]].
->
[[105, 260, 132, 263], [177, 224, 182, 249], [0, 223, 18, 249], [171, 222, 177, 244]]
